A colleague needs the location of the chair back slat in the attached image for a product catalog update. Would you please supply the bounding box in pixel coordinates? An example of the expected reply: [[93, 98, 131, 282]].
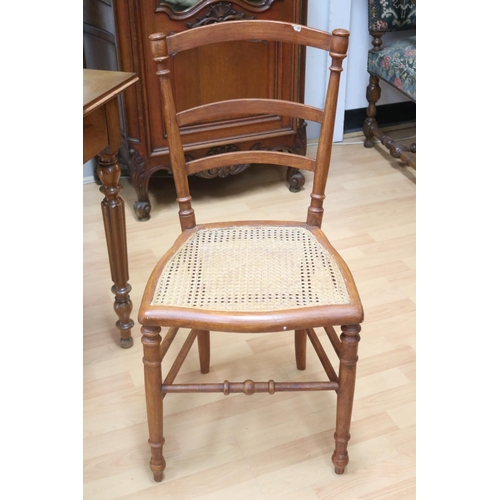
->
[[167, 20, 333, 54], [149, 22, 349, 231], [177, 99, 324, 127], [186, 151, 316, 177]]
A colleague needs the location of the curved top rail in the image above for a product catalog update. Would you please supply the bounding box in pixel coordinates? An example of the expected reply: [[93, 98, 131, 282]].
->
[[158, 20, 335, 55]]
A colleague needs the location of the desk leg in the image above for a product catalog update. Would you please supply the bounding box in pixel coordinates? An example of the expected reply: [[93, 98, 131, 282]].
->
[[97, 152, 134, 348]]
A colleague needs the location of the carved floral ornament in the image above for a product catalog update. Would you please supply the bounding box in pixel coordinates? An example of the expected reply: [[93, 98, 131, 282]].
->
[[158, 0, 277, 17], [368, 0, 416, 32]]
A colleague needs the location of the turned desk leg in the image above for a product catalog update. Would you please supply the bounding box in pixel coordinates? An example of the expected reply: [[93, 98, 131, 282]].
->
[[97, 152, 134, 348]]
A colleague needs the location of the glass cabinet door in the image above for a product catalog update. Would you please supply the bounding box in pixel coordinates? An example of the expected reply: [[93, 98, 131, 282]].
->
[[162, 0, 200, 11]]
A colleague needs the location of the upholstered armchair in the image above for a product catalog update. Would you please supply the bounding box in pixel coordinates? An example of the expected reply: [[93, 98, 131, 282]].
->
[[363, 0, 416, 168]]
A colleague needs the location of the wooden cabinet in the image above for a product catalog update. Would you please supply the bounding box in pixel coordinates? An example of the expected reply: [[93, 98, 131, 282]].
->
[[84, 0, 308, 220]]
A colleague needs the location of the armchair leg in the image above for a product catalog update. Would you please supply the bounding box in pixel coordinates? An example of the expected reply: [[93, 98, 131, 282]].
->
[[363, 75, 381, 148], [142, 326, 166, 482], [332, 324, 361, 474]]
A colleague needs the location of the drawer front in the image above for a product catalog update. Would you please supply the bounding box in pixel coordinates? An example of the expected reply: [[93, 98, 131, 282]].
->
[[83, 106, 109, 163]]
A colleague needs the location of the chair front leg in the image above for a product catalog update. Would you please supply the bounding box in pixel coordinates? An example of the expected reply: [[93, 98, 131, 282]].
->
[[332, 324, 361, 474], [141, 325, 166, 482]]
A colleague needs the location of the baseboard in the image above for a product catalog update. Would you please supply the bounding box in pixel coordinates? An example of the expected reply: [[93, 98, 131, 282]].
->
[[83, 175, 96, 185], [344, 101, 416, 134]]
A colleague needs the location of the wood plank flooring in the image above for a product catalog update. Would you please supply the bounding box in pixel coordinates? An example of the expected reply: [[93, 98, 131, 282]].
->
[[83, 131, 416, 499]]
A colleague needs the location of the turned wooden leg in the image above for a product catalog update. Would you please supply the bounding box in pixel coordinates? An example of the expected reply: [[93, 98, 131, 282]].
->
[[363, 75, 381, 149], [332, 324, 361, 474], [142, 326, 166, 482], [197, 330, 210, 374], [294, 330, 307, 370], [97, 153, 134, 348]]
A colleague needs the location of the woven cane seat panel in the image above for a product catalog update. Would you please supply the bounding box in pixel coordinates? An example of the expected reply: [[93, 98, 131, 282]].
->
[[151, 226, 350, 312]]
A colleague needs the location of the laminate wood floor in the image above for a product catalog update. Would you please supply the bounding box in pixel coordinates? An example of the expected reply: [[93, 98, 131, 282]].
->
[[83, 130, 416, 499]]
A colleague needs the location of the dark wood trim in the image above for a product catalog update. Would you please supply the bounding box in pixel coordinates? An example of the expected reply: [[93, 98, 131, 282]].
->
[[344, 101, 416, 134]]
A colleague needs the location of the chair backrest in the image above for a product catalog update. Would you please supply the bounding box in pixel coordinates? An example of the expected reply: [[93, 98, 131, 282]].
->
[[368, 0, 416, 33], [149, 20, 349, 231]]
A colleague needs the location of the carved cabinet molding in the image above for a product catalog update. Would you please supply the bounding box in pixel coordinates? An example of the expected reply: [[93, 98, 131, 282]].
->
[[84, 0, 308, 220]]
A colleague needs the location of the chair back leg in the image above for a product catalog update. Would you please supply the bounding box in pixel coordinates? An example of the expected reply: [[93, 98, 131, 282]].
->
[[197, 330, 211, 374]]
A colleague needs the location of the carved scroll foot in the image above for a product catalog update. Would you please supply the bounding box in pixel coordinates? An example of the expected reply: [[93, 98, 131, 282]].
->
[[129, 148, 153, 221], [134, 200, 152, 221], [287, 167, 305, 192]]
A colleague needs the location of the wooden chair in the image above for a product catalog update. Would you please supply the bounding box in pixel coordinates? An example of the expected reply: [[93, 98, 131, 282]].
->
[[363, 0, 416, 168], [139, 20, 364, 482]]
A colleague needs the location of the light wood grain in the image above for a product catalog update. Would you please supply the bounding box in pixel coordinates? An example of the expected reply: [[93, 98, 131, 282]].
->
[[83, 129, 415, 499]]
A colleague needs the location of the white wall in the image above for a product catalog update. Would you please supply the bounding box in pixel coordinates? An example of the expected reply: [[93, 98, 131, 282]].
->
[[305, 1, 351, 142], [84, 159, 95, 180]]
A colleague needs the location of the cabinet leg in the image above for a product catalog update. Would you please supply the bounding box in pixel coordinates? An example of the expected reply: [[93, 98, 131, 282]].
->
[[133, 200, 152, 221], [129, 148, 152, 221], [286, 167, 305, 192]]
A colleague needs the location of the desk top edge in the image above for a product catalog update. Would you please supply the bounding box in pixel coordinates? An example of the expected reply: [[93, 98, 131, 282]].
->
[[83, 69, 139, 117]]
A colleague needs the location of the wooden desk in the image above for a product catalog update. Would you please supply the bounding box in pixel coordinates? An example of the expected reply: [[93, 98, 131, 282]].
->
[[84, 69, 139, 348]]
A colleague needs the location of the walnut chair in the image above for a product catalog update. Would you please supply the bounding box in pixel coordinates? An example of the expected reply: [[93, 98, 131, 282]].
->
[[363, 0, 416, 168], [139, 20, 364, 482]]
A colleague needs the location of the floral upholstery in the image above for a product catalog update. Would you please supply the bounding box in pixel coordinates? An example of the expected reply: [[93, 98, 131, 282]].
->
[[364, 1, 416, 166], [368, 36, 416, 101], [369, 0, 416, 32], [367, 0, 416, 101]]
